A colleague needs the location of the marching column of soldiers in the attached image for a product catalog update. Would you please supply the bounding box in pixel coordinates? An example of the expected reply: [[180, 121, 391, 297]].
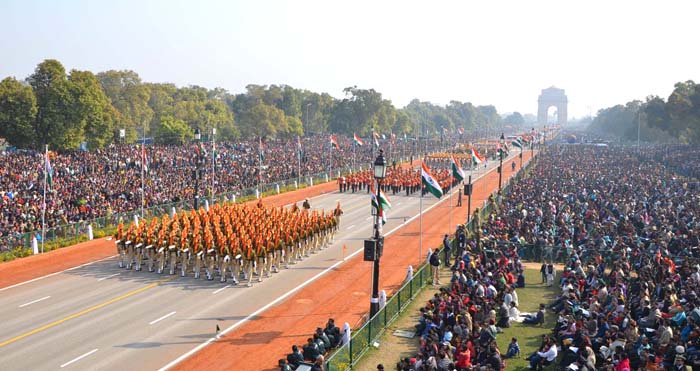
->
[[337, 166, 455, 197], [114, 200, 343, 287]]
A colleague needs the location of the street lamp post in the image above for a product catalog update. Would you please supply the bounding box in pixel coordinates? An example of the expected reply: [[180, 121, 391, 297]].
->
[[498, 133, 504, 192], [193, 128, 201, 210], [368, 149, 387, 318]]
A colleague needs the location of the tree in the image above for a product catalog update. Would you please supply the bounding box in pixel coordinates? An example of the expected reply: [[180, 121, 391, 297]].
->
[[152, 116, 193, 145], [69, 70, 118, 150], [27, 59, 84, 150], [96, 70, 153, 141], [0, 77, 37, 147], [238, 104, 287, 138], [503, 112, 525, 126]]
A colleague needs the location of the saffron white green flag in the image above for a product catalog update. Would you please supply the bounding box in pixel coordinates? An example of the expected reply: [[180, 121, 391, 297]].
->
[[511, 138, 523, 149], [471, 148, 483, 165], [450, 154, 465, 182], [421, 162, 443, 199], [353, 133, 364, 146], [370, 190, 387, 224], [377, 188, 392, 210]]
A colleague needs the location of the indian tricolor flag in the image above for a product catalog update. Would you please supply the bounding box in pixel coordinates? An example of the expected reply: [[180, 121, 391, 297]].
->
[[45, 150, 54, 190], [471, 148, 483, 165], [457, 127, 464, 135], [421, 162, 443, 199], [373, 131, 380, 147], [330, 135, 340, 149], [378, 188, 392, 210], [450, 154, 465, 182], [511, 137, 523, 149], [370, 188, 388, 224], [353, 133, 364, 146]]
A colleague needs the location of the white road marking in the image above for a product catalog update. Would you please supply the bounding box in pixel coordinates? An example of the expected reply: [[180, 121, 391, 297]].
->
[[365, 216, 372, 220], [18, 295, 51, 308], [159, 159, 524, 371], [346, 224, 355, 230], [0, 254, 118, 292], [97, 273, 120, 281], [60, 348, 98, 368], [149, 311, 177, 325], [212, 285, 231, 294], [397, 202, 402, 205]]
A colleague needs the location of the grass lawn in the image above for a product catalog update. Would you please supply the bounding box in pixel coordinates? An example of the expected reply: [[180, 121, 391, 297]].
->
[[351, 267, 560, 371], [495, 268, 560, 370]]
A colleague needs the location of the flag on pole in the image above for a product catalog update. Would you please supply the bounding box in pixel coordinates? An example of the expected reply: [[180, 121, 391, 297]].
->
[[450, 154, 465, 182], [390, 133, 396, 145], [297, 135, 303, 158], [471, 148, 483, 165], [377, 188, 392, 210], [370, 189, 387, 225], [45, 150, 54, 190], [353, 133, 364, 146], [258, 137, 265, 162], [457, 127, 464, 135], [330, 134, 340, 149], [511, 137, 523, 149], [373, 131, 380, 147], [421, 162, 443, 199], [141, 144, 148, 171]]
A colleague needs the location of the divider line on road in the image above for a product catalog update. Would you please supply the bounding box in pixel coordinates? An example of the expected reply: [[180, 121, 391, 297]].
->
[[156, 160, 516, 371], [60, 348, 98, 368], [18, 295, 51, 308], [346, 225, 355, 230], [212, 285, 231, 295], [97, 273, 121, 282], [149, 311, 177, 325], [0, 254, 118, 292], [0, 276, 175, 348]]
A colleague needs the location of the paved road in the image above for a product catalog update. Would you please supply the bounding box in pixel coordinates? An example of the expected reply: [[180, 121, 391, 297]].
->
[[0, 154, 517, 371]]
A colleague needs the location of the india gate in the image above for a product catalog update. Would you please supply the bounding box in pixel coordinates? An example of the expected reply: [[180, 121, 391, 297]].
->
[[537, 86, 568, 125]]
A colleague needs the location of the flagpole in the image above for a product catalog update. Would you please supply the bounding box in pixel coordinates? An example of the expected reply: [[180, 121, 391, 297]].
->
[[41, 144, 47, 254], [212, 127, 216, 204], [258, 136, 262, 195], [141, 123, 145, 219], [297, 135, 301, 186], [353, 141, 356, 173], [419, 178, 423, 263], [449, 154, 453, 237]]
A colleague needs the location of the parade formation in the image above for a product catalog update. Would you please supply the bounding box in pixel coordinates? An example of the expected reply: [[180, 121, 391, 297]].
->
[[112, 200, 343, 286]]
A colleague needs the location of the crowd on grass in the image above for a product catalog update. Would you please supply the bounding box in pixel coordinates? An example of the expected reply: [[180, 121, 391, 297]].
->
[[394, 145, 700, 371], [0, 134, 446, 244]]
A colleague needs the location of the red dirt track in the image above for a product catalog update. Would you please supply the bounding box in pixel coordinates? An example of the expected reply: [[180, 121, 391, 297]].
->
[[176, 152, 534, 371]]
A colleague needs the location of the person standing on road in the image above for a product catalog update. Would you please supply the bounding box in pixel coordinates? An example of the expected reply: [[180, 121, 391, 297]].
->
[[457, 188, 463, 206], [430, 247, 441, 286]]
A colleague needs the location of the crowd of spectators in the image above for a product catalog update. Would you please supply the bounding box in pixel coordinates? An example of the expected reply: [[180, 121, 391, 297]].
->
[[396, 144, 700, 370], [0, 134, 446, 243], [281, 318, 350, 371]]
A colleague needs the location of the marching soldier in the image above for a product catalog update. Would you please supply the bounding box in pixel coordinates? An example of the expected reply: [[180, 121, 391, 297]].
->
[[114, 223, 126, 268]]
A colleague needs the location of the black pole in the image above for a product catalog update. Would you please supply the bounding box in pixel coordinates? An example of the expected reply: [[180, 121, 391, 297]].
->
[[466, 175, 472, 223], [498, 150, 503, 192], [194, 132, 201, 210], [370, 179, 382, 318], [519, 149, 523, 169]]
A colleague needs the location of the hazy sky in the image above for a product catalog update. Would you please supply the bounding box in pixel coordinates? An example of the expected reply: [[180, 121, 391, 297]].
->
[[2, 0, 699, 118]]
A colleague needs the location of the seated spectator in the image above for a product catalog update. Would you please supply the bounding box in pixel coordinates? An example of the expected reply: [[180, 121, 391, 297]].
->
[[523, 303, 545, 325]]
